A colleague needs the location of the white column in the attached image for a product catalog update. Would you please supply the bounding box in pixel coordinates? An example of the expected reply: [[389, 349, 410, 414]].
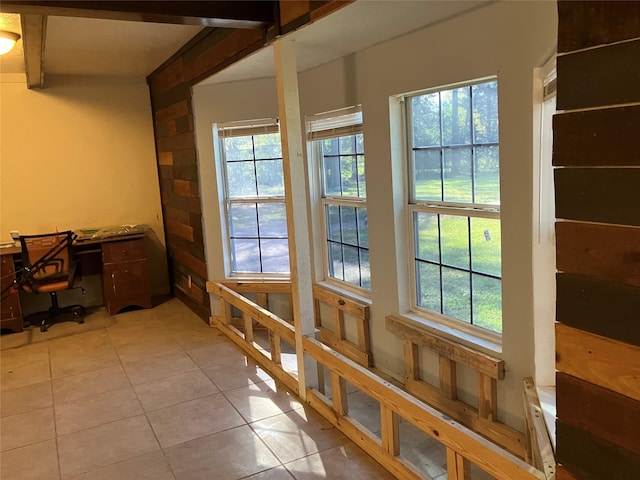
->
[[273, 37, 318, 397]]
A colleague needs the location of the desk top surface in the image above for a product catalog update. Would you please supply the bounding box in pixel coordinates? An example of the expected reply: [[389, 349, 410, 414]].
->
[[0, 228, 146, 256]]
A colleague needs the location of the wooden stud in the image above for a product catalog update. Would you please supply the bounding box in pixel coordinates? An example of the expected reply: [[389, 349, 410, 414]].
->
[[439, 355, 457, 400], [333, 307, 345, 341], [256, 292, 268, 309], [243, 312, 253, 343], [274, 37, 318, 397], [447, 448, 468, 480], [269, 331, 282, 366], [478, 373, 498, 421], [330, 370, 348, 416], [357, 312, 371, 354], [403, 340, 420, 382], [381, 404, 400, 456]]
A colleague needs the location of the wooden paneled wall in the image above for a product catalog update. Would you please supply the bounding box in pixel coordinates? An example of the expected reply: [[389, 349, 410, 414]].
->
[[146, 1, 350, 320], [554, 2, 640, 478]]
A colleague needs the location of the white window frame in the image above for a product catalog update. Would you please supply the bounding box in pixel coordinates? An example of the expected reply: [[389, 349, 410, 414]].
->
[[403, 78, 503, 340], [307, 106, 370, 295], [217, 118, 290, 279]]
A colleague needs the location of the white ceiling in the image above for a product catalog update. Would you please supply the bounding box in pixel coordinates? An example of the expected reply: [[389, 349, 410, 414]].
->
[[0, 1, 489, 81]]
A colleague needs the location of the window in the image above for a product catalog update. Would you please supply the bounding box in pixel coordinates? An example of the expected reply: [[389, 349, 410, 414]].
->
[[406, 79, 502, 334], [217, 119, 289, 275], [307, 107, 370, 290]]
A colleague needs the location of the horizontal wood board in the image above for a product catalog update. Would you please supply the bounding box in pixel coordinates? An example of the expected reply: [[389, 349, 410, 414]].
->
[[554, 168, 640, 226], [556, 422, 640, 480], [556, 273, 640, 346], [557, 1, 640, 53], [555, 221, 640, 288], [552, 106, 640, 166], [556, 39, 640, 110], [556, 372, 640, 457], [555, 323, 640, 401]]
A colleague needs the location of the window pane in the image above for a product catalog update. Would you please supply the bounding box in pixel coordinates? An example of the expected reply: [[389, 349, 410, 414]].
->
[[339, 135, 356, 154], [474, 146, 500, 205], [226, 161, 256, 197], [260, 239, 290, 273], [323, 138, 339, 156], [328, 241, 343, 280], [413, 149, 442, 202], [442, 267, 471, 323], [231, 238, 260, 272], [411, 92, 440, 147], [360, 249, 371, 289], [343, 245, 361, 286], [253, 133, 282, 159], [472, 274, 502, 333], [357, 207, 368, 248], [340, 206, 358, 246], [443, 147, 472, 203], [441, 87, 471, 146], [224, 137, 254, 161], [440, 215, 469, 270], [417, 261, 441, 312], [356, 133, 364, 154], [256, 159, 285, 196], [470, 217, 501, 277], [357, 154, 366, 198], [229, 204, 258, 237], [415, 212, 439, 263], [326, 205, 341, 242], [341, 156, 358, 197], [472, 81, 499, 144], [323, 156, 341, 197], [258, 203, 287, 238]]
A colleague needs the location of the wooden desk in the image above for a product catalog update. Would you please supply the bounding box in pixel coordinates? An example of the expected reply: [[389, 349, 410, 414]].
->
[[0, 234, 152, 334]]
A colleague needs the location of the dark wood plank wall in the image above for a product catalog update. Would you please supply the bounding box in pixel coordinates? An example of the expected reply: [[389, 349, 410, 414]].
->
[[554, 2, 640, 479], [147, 1, 350, 320]]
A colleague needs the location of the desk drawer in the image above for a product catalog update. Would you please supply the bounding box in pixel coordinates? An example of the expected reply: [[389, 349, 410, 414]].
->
[[102, 239, 145, 264]]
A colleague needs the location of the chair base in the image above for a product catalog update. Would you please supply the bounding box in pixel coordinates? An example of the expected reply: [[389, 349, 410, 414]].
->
[[25, 291, 86, 333]]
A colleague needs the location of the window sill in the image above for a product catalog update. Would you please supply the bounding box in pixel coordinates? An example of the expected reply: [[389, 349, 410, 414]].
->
[[315, 280, 372, 306], [396, 311, 502, 356]]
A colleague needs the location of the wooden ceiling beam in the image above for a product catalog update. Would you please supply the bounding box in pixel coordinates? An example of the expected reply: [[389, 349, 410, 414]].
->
[[0, 1, 275, 29], [20, 14, 46, 89]]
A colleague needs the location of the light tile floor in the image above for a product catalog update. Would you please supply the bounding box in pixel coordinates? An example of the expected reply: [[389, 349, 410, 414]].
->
[[0, 298, 396, 480]]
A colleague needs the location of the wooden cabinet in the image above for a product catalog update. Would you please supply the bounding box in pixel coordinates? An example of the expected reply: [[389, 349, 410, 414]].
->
[[1, 253, 23, 333], [101, 237, 152, 314]]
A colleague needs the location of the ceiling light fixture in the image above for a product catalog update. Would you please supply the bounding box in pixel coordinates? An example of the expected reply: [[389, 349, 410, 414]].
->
[[0, 30, 20, 55]]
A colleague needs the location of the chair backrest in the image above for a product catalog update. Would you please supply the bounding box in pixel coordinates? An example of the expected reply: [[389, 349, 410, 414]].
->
[[20, 231, 74, 280]]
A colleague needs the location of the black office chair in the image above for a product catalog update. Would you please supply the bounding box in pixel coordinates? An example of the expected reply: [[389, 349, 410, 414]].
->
[[20, 231, 85, 332]]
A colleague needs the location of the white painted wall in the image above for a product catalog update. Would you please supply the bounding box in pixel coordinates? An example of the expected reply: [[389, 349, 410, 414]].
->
[[193, 0, 557, 429], [0, 74, 170, 300]]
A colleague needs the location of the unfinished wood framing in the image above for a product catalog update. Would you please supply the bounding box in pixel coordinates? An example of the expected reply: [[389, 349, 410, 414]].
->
[[207, 283, 550, 480], [523, 378, 556, 479], [386, 315, 524, 457], [213, 280, 372, 367], [303, 337, 546, 480], [313, 284, 372, 367], [207, 282, 298, 393]]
